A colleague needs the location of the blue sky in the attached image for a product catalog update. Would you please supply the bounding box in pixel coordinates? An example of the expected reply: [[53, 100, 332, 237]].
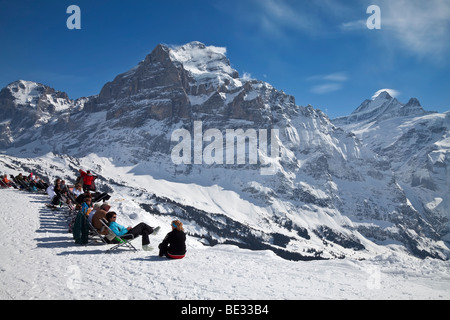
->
[[1, 0, 449, 118]]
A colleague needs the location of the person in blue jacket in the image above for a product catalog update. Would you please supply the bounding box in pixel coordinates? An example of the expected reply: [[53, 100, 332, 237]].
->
[[105, 212, 160, 251]]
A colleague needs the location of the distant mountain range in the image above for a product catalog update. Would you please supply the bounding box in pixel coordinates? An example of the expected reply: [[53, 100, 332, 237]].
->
[[1, 42, 448, 260]]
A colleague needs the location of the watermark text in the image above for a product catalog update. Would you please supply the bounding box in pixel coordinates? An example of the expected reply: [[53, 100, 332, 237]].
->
[[171, 121, 281, 176]]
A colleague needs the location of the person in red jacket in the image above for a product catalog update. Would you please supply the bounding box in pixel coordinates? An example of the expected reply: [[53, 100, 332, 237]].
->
[[2, 174, 12, 188], [79, 169, 97, 192]]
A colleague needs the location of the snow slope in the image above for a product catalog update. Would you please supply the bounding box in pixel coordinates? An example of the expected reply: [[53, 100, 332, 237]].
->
[[1, 188, 449, 300]]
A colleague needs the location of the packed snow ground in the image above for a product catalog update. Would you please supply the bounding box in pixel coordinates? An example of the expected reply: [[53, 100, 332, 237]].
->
[[0, 188, 449, 300]]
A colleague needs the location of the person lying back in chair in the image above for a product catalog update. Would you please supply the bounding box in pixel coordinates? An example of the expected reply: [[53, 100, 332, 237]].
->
[[105, 212, 160, 251], [91, 202, 111, 235]]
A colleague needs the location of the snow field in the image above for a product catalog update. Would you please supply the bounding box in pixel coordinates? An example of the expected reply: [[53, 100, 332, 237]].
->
[[0, 189, 449, 300]]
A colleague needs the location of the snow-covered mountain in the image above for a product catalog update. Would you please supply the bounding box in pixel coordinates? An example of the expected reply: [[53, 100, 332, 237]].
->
[[0, 80, 86, 148], [1, 42, 448, 260], [333, 91, 450, 247], [333, 91, 435, 129]]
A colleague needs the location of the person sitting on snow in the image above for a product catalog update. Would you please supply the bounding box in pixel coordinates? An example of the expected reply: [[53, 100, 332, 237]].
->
[[158, 220, 187, 260]]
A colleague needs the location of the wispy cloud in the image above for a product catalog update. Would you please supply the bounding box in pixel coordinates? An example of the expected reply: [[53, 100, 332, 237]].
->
[[323, 72, 349, 82], [308, 72, 349, 95], [340, 19, 366, 31], [384, 0, 450, 60], [242, 72, 253, 81], [341, 0, 450, 60], [311, 83, 343, 95], [239, 0, 325, 38], [219, 0, 450, 61]]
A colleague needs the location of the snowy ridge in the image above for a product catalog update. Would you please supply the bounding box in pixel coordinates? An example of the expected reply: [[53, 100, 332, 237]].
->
[[5, 80, 74, 112], [334, 90, 432, 129], [0, 80, 88, 149]]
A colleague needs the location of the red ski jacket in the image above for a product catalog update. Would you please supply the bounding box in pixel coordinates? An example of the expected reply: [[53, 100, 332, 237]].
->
[[79, 170, 95, 186]]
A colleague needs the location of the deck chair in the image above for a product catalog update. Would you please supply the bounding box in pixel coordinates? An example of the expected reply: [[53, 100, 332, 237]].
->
[[86, 217, 108, 245], [100, 219, 137, 252], [66, 191, 78, 206], [63, 201, 77, 226], [92, 192, 111, 203], [66, 202, 107, 245]]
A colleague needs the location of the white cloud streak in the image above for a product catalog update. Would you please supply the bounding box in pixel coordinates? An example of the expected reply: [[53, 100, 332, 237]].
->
[[311, 83, 343, 94], [245, 0, 324, 38], [308, 72, 349, 95], [383, 0, 450, 59], [341, 0, 450, 60]]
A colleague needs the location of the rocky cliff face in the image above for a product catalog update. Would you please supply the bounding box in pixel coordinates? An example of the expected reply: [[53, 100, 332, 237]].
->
[[83, 42, 292, 126], [1, 42, 448, 260]]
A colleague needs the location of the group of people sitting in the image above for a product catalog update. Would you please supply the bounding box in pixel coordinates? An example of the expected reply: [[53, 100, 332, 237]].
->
[[1, 172, 49, 191], [46, 168, 186, 259]]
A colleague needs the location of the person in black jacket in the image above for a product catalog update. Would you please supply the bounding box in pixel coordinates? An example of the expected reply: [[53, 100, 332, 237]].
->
[[158, 220, 187, 259]]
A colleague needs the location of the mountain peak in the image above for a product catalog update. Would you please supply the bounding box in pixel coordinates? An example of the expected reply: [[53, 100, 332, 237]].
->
[[174, 41, 207, 50], [349, 91, 399, 116], [405, 97, 421, 107], [371, 89, 399, 101], [333, 92, 431, 127], [397, 97, 429, 116], [372, 90, 393, 101], [1, 80, 71, 110], [168, 41, 239, 80], [4, 80, 47, 107]]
